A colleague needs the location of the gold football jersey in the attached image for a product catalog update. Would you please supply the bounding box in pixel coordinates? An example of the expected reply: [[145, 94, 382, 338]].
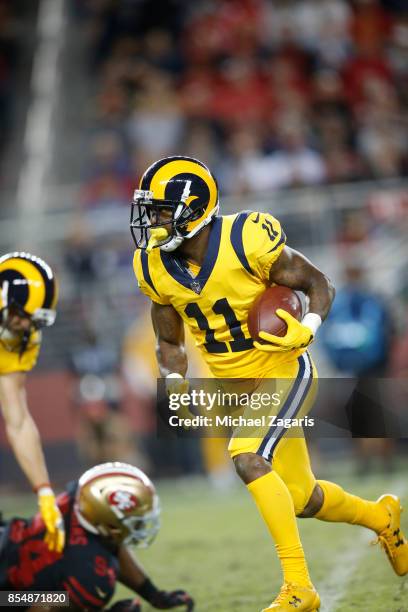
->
[[134, 211, 305, 378], [0, 327, 41, 374]]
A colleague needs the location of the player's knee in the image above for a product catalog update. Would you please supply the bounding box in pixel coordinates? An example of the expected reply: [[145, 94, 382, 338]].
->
[[285, 483, 313, 516], [297, 483, 324, 518], [233, 452, 271, 485]]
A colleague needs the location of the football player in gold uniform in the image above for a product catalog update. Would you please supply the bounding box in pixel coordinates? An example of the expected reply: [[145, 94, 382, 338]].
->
[[0, 252, 65, 552], [131, 156, 408, 611]]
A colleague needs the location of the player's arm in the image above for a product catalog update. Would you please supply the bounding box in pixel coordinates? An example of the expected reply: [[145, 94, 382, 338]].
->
[[117, 545, 194, 610], [255, 246, 335, 351], [0, 372, 65, 552], [151, 302, 190, 396], [134, 250, 187, 384], [269, 246, 335, 321], [0, 372, 50, 489], [151, 302, 187, 377]]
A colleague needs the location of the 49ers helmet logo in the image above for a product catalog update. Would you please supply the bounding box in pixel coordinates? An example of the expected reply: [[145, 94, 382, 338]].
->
[[108, 490, 139, 512]]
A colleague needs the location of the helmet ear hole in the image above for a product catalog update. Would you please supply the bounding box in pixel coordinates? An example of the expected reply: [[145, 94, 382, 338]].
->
[[182, 207, 205, 223], [175, 208, 198, 228]]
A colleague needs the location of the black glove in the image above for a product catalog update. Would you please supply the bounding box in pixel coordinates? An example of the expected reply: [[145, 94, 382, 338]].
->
[[107, 598, 141, 612], [150, 590, 194, 610], [149, 590, 194, 612]]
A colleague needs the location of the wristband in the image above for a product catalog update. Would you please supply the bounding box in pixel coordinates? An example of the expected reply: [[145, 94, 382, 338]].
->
[[37, 487, 54, 497], [301, 313, 322, 335], [136, 578, 160, 602], [166, 373, 183, 379], [33, 482, 51, 494]]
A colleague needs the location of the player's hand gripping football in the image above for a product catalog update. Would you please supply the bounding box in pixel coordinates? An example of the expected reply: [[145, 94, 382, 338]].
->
[[149, 589, 195, 610], [37, 486, 65, 553], [254, 309, 314, 352]]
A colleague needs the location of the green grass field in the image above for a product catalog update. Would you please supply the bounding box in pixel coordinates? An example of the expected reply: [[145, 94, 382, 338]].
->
[[2, 460, 408, 612]]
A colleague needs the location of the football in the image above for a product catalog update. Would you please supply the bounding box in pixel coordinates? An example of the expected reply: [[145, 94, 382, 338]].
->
[[247, 285, 303, 341]]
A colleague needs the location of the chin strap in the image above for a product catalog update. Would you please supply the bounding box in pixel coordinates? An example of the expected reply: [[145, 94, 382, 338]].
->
[[145, 205, 219, 253], [159, 235, 184, 252], [146, 228, 184, 253], [159, 207, 219, 252]]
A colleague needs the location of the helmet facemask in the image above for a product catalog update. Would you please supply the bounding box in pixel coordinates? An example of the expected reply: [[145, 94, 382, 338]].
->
[[30, 307, 56, 328], [118, 502, 160, 547], [130, 189, 210, 252], [1, 299, 56, 333]]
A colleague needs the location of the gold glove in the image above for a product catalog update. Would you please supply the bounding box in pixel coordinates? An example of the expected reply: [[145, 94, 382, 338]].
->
[[253, 309, 314, 352], [37, 487, 65, 553]]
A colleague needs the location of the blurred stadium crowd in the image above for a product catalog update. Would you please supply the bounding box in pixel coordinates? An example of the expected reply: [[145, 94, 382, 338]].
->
[[0, 0, 407, 488], [76, 0, 408, 209]]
